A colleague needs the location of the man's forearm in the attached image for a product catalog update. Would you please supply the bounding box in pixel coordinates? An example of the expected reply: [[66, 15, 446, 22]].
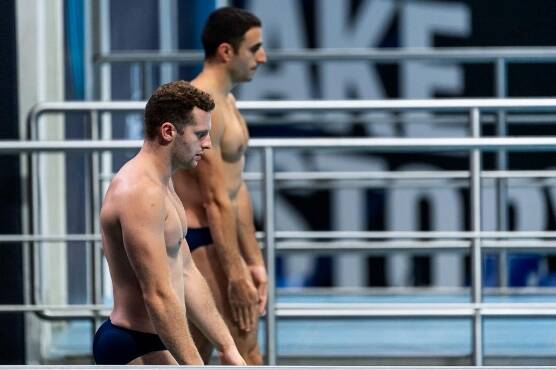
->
[[144, 291, 203, 365], [237, 220, 264, 266], [184, 265, 237, 352], [236, 183, 265, 266], [205, 199, 248, 279], [203, 188, 259, 331]]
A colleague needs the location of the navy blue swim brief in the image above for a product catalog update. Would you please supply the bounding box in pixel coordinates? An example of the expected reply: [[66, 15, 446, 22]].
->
[[93, 319, 166, 364], [186, 227, 213, 252]]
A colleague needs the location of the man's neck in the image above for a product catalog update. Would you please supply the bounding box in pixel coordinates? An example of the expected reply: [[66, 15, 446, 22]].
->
[[194, 62, 234, 96], [139, 141, 173, 184]]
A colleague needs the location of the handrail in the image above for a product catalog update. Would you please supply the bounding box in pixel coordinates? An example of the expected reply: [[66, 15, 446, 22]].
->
[[5, 302, 556, 317], [7, 230, 556, 243], [94, 46, 556, 64], [94, 169, 556, 187], [6, 137, 556, 153], [27, 97, 556, 114], [3, 235, 556, 252], [24, 98, 556, 364]]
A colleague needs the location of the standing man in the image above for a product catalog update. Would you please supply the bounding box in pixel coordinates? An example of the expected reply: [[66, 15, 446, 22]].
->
[[172, 6, 268, 365], [93, 80, 245, 366]]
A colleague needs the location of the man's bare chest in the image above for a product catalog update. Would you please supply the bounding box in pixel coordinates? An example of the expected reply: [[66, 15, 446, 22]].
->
[[163, 193, 186, 257], [220, 114, 249, 163]]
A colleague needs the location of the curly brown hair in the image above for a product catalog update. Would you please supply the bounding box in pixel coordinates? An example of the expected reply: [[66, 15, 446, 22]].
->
[[144, 80, 215, 140]]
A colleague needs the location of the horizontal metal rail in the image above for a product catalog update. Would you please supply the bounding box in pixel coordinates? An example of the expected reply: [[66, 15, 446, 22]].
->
[[4, 239, 556, 252], [4, 230, 556, 251], [95, 170, 556, 184], [276, 302, 556, 318], [238, 99, 556, 112], [269, 230, 556, 239], [96, 169, 556, 190], [8, 237, 556, 253], [243, 170, 556, 181], [94, 46, 556, 64], [4, 236, 556, 253], [27, 98, 556, 115], [7, 230, 556, 243], [3, 302, 556, 317], [0, 234, 100, 243], [243, 113, 556, 126], [279, 286, 556, 296], [274, 239, 556, 253], [8, 137, 556, 153]]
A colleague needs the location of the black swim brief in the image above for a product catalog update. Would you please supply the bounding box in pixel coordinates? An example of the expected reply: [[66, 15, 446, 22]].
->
[[186, 227, 213, 252], [93, 319, 166, 364]]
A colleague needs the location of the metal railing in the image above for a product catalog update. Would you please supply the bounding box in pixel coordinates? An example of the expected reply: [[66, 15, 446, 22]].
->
[[93, 46, 556, 101], [10, 135, 556, 364], [16, 98, 556, 365], [92, 45, 556, 293]]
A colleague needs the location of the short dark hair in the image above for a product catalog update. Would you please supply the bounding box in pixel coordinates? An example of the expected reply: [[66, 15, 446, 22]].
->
[[202, 6, 262, 60], [144, 80, 215, 140]]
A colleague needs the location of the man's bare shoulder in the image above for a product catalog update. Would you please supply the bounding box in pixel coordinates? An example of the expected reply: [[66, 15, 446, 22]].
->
[[103, 162, 165, 214], [190, 77, 220, 101]]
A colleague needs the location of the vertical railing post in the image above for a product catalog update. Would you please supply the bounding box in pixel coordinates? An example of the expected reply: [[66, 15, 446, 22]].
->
[[143, 62, 153, 99], [30, 113, 42, 305], [97, 0, 112, 341], [89, 110, 103, 336], [470, 107, 483, 366], [495, 58, 509, 288], [263, 147, 276, 365], [158, 0, 178, 84]]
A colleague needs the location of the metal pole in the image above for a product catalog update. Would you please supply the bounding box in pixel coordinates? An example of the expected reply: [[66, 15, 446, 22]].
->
[[143, 62, 153, 99], [30, 114, 42, 307], [98, 0, 112, 336], [470, 108, 483, 365], [94, 46, 556, 65], [496, 58, 509, 289], [84, 0, 94, 100], [263, 147, 276, 365], [158, 0, 178, 84], [89, 111, 103, 334]]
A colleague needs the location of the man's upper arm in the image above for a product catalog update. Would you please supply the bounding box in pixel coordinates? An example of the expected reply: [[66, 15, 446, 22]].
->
[[193, 108, 229, 204], [118, 185, 170, 295]]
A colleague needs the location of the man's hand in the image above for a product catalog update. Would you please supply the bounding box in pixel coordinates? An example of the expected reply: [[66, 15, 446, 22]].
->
[[228, 266, 258, 332], [249, 264, 268, 314], [218, 345, 246, 365]]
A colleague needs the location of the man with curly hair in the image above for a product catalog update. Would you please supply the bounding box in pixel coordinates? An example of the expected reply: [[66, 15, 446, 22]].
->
[[93, 81, 245, 366]]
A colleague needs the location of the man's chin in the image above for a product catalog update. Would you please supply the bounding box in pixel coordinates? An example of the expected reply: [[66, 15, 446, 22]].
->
[[179, 161, 197, 170], [242, 73, 255, 82]]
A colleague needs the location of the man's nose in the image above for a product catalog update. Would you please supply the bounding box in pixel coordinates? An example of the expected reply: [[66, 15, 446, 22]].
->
[[203, 134, 212, 150], [257, 47, 267, 64]]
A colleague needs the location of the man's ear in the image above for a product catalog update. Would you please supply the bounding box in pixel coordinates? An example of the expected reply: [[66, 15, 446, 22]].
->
[[217, 42, 234, 63], [159, 122, 175, 142]]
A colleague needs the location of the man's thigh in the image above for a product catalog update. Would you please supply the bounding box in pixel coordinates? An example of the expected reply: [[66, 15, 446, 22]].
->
[[191, 244, 260, 355], [127, 350, 178, 365]]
